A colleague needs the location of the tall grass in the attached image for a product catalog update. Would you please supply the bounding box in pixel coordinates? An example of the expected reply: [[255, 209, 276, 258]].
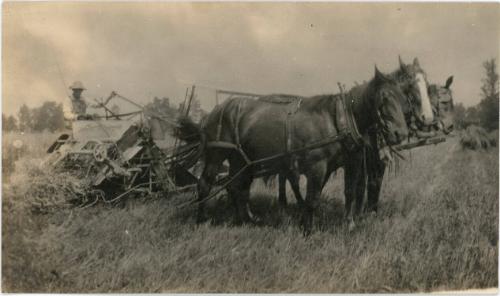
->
[[2, 131, 63, 182], [2, 136, 498, 292]]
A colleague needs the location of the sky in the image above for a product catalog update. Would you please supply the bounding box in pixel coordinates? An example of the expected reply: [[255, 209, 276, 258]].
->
[[2, 2, 499, 115]]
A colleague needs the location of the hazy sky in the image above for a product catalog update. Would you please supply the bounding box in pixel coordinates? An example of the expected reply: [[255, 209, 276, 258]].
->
[[2, 2, 499, 115]]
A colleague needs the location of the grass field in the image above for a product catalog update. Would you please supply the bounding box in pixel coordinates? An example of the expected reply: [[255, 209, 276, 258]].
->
[[2, 132, 498, 292]]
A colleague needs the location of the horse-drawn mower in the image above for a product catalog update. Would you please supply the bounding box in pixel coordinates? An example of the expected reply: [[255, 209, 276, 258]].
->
[[43, 84, 449, 208], [44, 91, 199, 205]]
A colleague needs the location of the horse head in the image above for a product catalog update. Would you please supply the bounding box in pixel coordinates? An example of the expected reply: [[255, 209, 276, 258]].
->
[[428, 75, 455, 134], [370, 66, 409, 145], [394, 56, 434, 127]]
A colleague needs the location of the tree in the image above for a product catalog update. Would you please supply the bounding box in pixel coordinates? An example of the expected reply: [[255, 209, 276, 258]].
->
[[478, 95, 499, 131], [478, 58, 499, 131], [452, 103, 467, 130], [31, 101, 65, 132], [2, 113, 18, 132], [145, 96, 175, 117], [465, 106, 480, 126], [17, 104, 32, 132], [2, 113, 7, 131], [480, 59, 499, 100]]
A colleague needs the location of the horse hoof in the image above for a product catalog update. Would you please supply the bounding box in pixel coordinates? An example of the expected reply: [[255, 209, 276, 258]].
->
[[247, 216, 263, 226], [348, 221, 356, 232], [231, 219, 243, 227], [300, 219, 312, 236], [196, 215, 208, 224]]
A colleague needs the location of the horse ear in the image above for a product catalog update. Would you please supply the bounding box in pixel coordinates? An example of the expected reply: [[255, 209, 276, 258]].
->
[[413, 57, 421, 69], [375, 65, 381, 79], [445, 75, 454, 89], [374, 65, 387, 82], [399, 55, 406, 71]]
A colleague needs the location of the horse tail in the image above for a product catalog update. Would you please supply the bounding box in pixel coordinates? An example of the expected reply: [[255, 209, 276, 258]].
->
[[173, 116, 206, 169]]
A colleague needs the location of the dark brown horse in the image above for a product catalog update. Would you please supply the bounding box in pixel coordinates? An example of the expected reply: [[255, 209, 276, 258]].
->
[[275, 58, 436, 205], [275, 75, 455, 216], [175, 66, 408, 234]]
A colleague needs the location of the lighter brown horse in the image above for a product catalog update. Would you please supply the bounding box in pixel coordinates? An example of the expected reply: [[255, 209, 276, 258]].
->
[[364, 75, 456, 213]]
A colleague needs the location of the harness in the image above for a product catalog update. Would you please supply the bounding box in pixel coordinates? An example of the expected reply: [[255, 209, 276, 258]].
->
[[208, 87, 365, 172], [179, 89, 375, 209], [210, 99, 252, 164], [336, 83, 364, 151]]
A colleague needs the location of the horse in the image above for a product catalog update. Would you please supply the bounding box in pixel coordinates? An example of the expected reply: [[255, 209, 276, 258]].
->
[[274, 75, 455, 214], [175, 66, 408, 234], [274, 57, 437, 209], [364, 75, 455, 213], [390, 56, 435, 128], [429, 76, 454, 134]]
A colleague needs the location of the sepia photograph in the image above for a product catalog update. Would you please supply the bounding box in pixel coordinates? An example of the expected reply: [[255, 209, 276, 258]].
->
[[1, 2, 499, 293]]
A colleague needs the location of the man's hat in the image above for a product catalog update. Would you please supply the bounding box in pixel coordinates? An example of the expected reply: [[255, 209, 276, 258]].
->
[[69, 81, 86, 90]]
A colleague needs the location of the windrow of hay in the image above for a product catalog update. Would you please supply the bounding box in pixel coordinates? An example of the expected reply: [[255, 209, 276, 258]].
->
[[4, 157, 92, 213], [459, 125, 497, 150], [2, 131, 65, 181]]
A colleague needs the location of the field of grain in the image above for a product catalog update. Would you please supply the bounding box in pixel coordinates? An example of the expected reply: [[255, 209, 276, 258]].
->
[[2, 132, 498, 293]]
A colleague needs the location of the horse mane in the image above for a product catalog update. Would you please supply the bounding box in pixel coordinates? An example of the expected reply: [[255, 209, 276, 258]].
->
[[299, 94, 339, 113], [388, 64, 428, 84], [299, 72, 397, 115]]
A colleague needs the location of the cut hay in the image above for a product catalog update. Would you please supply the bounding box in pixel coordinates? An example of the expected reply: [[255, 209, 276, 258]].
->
[[459, 125, 497, 150], [5, 158, 92, 213]]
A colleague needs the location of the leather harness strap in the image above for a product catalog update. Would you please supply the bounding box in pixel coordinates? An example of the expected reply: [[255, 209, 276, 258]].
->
[[213, 99, 252, 165], [208, 90, 364, 169], [337, 84, 364, 151], [285, 98, 302, 153]]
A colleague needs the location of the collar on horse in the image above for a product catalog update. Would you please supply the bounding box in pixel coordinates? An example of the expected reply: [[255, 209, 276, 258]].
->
[[335, 83, 365, 151]]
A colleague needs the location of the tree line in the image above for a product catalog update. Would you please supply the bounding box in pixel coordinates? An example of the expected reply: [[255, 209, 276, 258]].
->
[[453, 58, 499, 131], [3, 102, 65, 133], [2, 95, 205, 133], [3, 59, 497, 133]]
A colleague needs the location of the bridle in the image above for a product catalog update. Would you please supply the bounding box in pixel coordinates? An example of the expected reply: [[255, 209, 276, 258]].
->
[[371, 84, 406, 146], [429, 86, 454, 134], [395, 70, 439, 135]]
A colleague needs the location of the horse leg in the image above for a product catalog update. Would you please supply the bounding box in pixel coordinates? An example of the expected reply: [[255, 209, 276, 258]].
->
[[278, 174, 288, 207], [354, 153, 367, 217], [301, 161, 327, 236], [286, 170, 304, 207], [228, 173, 257, 225], [196, 162, 219, 224], [226, 153, 257, 225], [344, 151, 364, 230], [366, 149, 386, 214]]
